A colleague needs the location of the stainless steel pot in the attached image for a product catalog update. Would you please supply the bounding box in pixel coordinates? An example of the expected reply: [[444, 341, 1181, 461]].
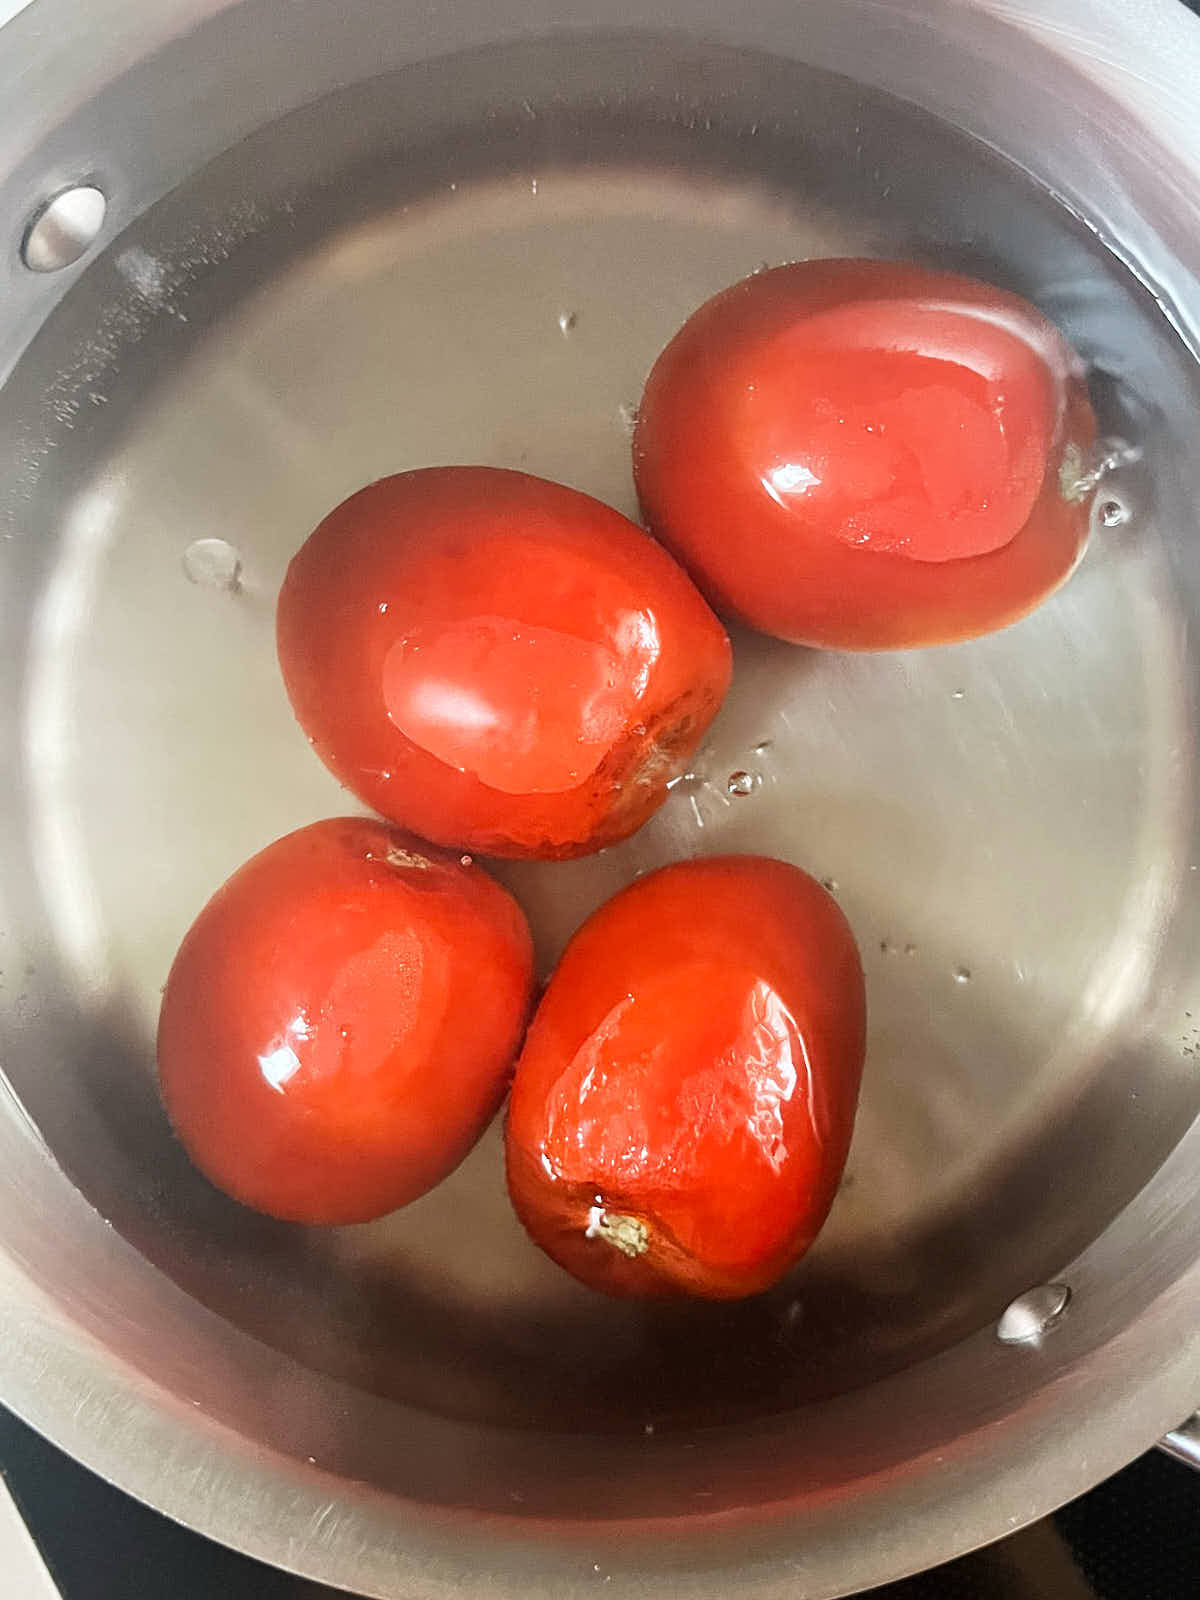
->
[[3, 1, 1200, 1596]]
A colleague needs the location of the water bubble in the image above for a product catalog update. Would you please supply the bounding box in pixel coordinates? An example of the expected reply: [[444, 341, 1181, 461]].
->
[[557, 309, 577, 336], [953, 966, 972, 985], [378, 601, 390, 614], [617, 401, 638, 437], [182, 537, 242, 591], [727, 770, 759, 797], [1098, 498, 1129, 528], [460, 854, 473, 867]]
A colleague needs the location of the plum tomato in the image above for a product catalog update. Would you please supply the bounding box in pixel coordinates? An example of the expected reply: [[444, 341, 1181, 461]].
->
[[505, 856, 865, 1299], [157, 817, 534, 1224], [633, 258, 1098, 649], [276, 468, 732, 859]]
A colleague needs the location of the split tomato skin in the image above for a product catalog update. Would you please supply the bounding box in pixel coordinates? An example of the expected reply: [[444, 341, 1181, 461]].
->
[[634, 259, 1098, 650], [157, 817, 534, 1224], [506, 856, 866, 1299], [276, 468, 732, 859]]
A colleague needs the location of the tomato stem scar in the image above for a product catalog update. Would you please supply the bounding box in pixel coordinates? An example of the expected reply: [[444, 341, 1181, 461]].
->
[[385, 846, 432, 871], [586, 1205, 649, 1258]]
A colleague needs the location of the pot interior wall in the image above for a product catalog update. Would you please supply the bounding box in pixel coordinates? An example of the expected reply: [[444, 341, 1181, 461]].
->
[[2, 29, 1199, 1455]]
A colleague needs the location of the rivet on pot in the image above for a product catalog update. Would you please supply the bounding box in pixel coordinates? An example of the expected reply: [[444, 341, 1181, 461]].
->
[[21, 184, 107, 272], [996, 1283, 1071, 1345]]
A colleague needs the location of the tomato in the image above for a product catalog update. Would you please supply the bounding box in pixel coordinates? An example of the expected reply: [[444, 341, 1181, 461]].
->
[[277, 468, 731, 859], [634, 259, 1098, 649], [506, 856, 865, 1299], [157, 818, 534, 1223]]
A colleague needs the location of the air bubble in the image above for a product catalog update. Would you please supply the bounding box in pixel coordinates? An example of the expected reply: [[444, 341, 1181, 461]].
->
[[727, 770, 759, 797], [557, 310, 577, 336], [820, 877, 838, 894], [904, 943, 918, 957], [879, 939, 895, 956], [951, 689, 966, 701], [182, 538, 242, 591], [460, 854, 473, 867], [753, 739, 773, 757], [953, 966, 972, 984], [378, 601, 390, 614], [1098, 498, 1129, 528], [617, 401, 638, 437]]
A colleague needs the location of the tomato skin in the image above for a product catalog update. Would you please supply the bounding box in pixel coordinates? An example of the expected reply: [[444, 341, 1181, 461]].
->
[[506, 857, 865, 1299], [277, 468, 732, 859], [634, 259, 1097, 649], [157, 818, 534, 1224]]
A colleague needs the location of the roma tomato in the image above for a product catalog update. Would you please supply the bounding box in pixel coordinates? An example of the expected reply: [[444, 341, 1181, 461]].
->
[[157, 818, 534, 1223], [277, 469, 731, 859], [506, 857, 865, 1299], [634, 259, 1098, 649]]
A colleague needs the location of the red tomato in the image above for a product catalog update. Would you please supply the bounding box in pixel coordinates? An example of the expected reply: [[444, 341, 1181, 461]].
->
[[157, 818, 534, 1223], [277, 469, 731, 858], [506, 857, 865, 1299], [634, 259, 1098, 649]]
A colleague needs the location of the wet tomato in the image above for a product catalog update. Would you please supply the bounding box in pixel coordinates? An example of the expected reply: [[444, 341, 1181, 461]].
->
[[634, 259, 1098, 649], [157, 817, 534, 1223], [277, 468, 731, 859], [506, 856, 865, 1299]]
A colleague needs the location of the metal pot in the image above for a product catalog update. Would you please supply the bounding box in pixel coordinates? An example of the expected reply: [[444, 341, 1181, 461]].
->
[[2, 1, 1200, 1595]]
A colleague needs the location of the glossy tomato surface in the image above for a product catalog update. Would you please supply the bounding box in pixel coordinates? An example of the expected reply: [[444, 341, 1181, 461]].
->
[[277, 468, 731, 858], [506, 856, 865, 1299], [634, 259, 1098, 649], [157, 818, 534, 1223]]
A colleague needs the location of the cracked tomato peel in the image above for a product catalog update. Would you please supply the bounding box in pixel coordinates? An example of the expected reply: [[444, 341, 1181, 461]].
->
[[157, 817, 534, 1224], [634, 258, 1097, 648], [277, 467, 731, 858], [506, 856, 866, 1299]]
